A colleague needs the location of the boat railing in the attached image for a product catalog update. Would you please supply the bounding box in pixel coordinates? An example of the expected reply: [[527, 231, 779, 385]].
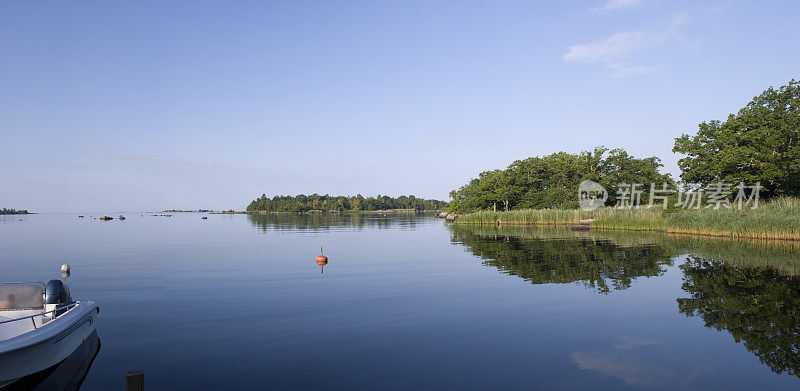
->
[[0, 302, 78, 329]]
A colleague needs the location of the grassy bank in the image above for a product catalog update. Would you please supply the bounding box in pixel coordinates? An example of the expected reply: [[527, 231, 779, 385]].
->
[[455, 197, 800, 241]]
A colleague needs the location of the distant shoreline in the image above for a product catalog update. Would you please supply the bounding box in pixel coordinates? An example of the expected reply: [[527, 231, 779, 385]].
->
[[162, 209, 215, 213], [0, 209, 31, 215]]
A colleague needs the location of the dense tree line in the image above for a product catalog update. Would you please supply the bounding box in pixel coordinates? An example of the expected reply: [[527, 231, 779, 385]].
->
[[674, 79, 800, 199], [448, 147, 672, 213], [0, 208, 29, 214], [246, 194, 446, 213]]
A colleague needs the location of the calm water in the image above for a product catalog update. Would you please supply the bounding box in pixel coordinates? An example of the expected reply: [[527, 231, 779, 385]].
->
[[1, 213, 799, 390]]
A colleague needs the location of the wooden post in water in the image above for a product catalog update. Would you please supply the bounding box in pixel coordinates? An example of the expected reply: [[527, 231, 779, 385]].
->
[[126, 370, 144, 391]]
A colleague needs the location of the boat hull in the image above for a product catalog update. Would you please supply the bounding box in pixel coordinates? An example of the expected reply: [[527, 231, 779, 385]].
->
[[0, 301, 99, 386], [3, 330, 100, 391]]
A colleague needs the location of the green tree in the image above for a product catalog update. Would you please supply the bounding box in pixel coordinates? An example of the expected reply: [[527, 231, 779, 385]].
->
[[448, 147, 671, 213], [673, 80, 800, 198]]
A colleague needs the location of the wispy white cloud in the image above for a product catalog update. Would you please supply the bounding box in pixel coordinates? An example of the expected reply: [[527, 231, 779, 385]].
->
[[593, 0, 646, 12], [563, 15, 689, 78], [563, 31, 664, 77], [564, 31, 664, 63]]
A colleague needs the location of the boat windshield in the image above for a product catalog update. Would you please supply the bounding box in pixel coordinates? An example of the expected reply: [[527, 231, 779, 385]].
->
[[0, 283, 48, 341], [0, 283, 44, 311]]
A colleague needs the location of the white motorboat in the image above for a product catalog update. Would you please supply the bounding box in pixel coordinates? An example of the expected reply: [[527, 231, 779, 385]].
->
[[0, 269, 99, 387]]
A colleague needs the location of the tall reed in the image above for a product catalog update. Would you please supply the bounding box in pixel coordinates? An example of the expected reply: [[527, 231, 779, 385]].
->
[[455, 197, 800, 241]]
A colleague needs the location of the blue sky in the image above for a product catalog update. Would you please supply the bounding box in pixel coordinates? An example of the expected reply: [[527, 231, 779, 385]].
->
[[1, 0, 798, 212]]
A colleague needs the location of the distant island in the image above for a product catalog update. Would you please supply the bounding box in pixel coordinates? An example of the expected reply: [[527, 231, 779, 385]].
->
[[1, 208, 29, 215], [162, 209, 215, 213], [246, 194, 446, 213], [161, 209, 243, 214]]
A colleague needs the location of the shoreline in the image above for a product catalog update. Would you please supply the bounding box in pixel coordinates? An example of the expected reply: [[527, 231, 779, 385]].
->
[[453, 201, 800, 242], [457, 221, 800, 242]]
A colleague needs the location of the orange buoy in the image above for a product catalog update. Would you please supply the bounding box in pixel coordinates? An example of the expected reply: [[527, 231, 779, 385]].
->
[[316, 246, 328, 265], [316, 246, 328, 273]]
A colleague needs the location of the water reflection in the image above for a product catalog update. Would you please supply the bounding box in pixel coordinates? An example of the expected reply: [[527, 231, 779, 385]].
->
[[7, 214, 800, 388], [449, 225, 673, 293], [450, 224, 800, 380], [677, 256, 800, 378], [572, 338, 678, 389], [6, 330, 100, 390], [662, 236, 800, 276], [247, 212, 428, 232]]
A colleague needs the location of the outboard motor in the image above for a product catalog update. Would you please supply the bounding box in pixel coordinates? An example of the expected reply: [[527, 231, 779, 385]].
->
[[45, 279, 71, 317]]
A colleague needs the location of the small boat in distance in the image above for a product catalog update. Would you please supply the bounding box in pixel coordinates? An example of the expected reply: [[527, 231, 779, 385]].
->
[[0, 268, 99, 387]]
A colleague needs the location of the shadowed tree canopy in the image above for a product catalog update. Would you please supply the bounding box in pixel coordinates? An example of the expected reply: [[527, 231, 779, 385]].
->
[[673, 80, 800, 198], [677, 256, 800, 377], [448, 147, 672, 213]]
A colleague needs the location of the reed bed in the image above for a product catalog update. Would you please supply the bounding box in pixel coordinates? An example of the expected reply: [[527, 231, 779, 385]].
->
[[456, 209, 587, 225], [591, 208, 663, 231], [663, 198, 800, 240], [455, 197, 800, 241]]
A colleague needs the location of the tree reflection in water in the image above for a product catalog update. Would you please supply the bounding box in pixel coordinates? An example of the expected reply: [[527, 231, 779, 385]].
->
[[450, 225, 673, 293], [451, 224, 800, 378], [247, 212, 425, 232], [677, 256, 800, 378]]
